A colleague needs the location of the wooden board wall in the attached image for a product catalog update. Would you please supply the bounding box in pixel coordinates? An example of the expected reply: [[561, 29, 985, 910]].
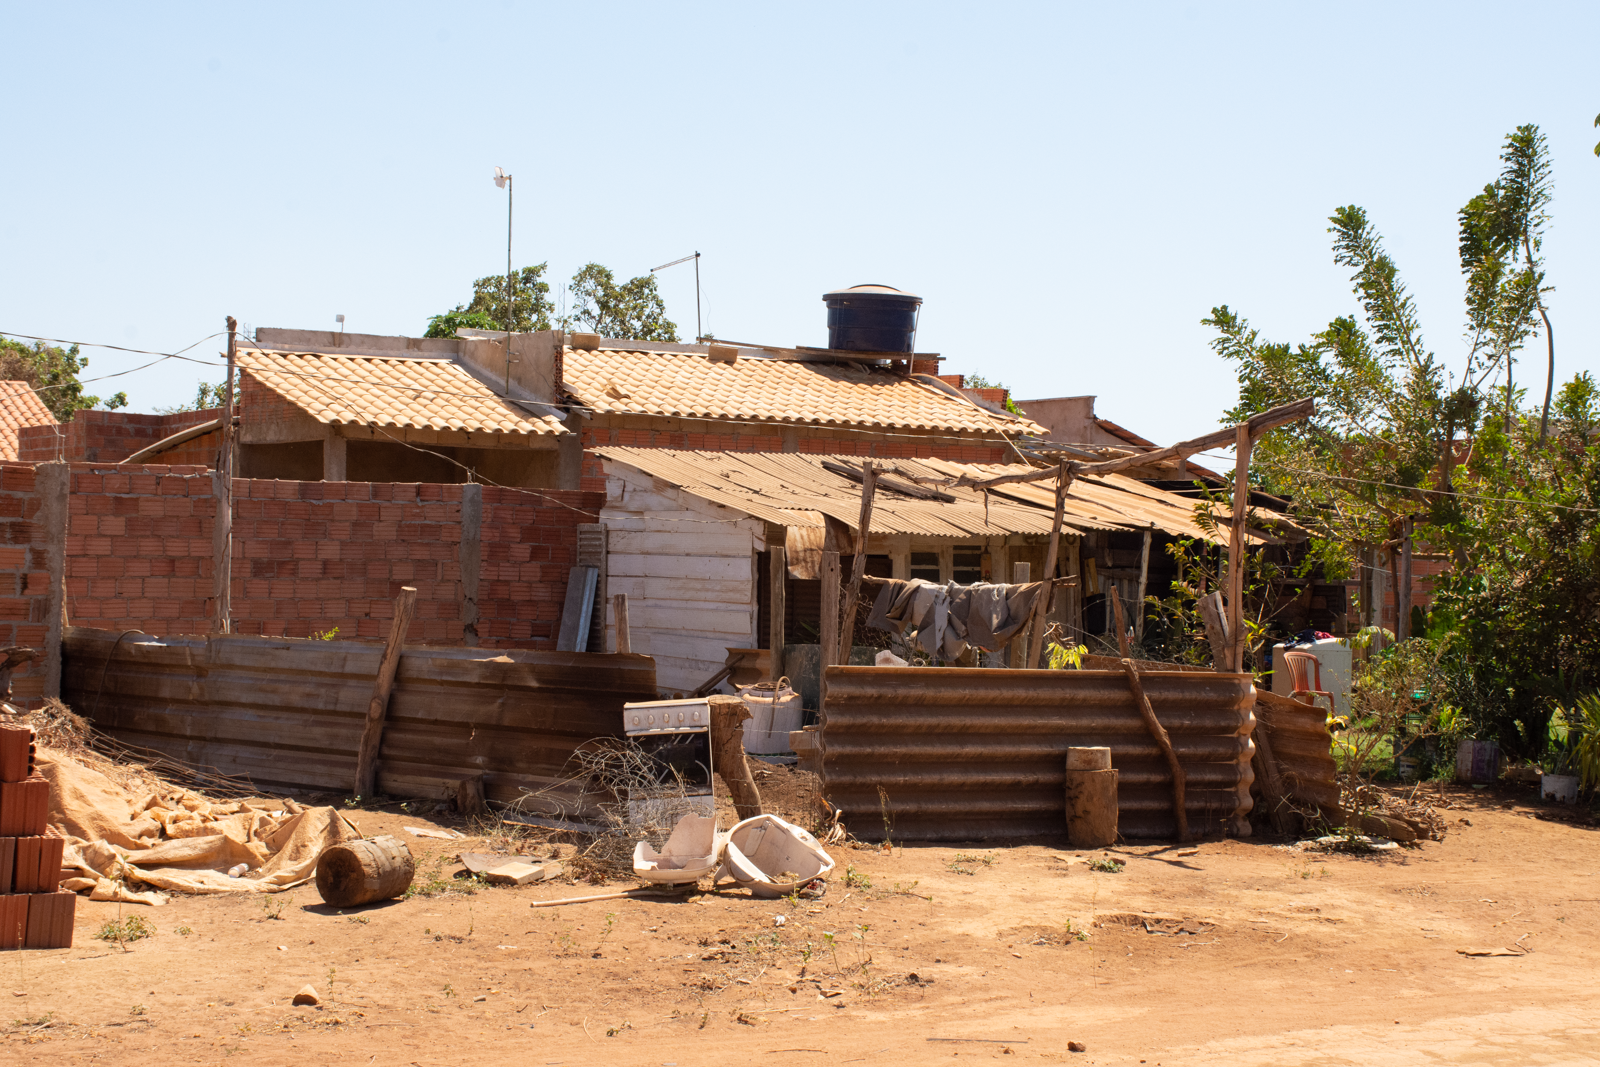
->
[[61, 627, 657, 815]]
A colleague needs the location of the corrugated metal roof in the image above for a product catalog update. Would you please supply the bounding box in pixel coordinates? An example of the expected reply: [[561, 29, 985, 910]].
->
[[564, 347, 1045, 437], [238, 349, 567, 437], [592, 448, 1240, 543]]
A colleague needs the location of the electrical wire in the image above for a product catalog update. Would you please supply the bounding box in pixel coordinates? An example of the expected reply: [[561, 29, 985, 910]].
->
[[0, 329, 228, 393]]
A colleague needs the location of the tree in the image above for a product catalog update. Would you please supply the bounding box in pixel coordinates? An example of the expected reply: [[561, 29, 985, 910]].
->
[[0, 336, 125, 420], [1457, 126, 1555, 442], [154, 379, 236, 414], [560, 263, 677, 342], [425, 263, 553, 337]]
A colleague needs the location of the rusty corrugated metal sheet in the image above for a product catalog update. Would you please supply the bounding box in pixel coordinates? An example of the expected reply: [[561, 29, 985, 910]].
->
[[62, 627, 656, 814], [820, 665, 1256, 841], [1255, 690, 1338, 815]]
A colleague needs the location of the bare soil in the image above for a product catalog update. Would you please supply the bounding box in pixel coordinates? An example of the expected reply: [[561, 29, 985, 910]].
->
[[5, 772, 1597, 1066]]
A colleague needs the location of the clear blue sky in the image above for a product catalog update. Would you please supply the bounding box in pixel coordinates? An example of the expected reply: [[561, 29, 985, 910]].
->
[[3, 2, 1596, 447]]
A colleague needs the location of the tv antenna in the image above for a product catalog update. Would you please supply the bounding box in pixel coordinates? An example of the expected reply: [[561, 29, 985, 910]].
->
[[652, 251, 702, 342]]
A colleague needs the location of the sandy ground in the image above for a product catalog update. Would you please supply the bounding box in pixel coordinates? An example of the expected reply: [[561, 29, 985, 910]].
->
[[3, 773, 1597, 1067]]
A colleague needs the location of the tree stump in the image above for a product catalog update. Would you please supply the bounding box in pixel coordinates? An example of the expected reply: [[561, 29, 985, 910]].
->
[[315, 835, 415, 907], [1064, 747, 1118, 847], [708, 694, 763, 821], [456, 775, 489, 821]]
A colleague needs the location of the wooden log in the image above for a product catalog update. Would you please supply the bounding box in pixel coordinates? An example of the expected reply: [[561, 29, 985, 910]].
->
[[1227, 424, 1252, 672], [529, 886, 692, 907], [1196, 590, 1230, 671], [1064, 745, 1118, 848], [1135, 527, 1152, 640], [613, 593, 631, 654], [837, 466, 878, 665], [1120, 658, 1188, 841], [1008, 562, 1031, 668], [456, 774, 489, 821], [708, 694, 762, 821], [314, 835, 415, 907], [354, 586, 417, 799], [1026, 466, 1069, 670]]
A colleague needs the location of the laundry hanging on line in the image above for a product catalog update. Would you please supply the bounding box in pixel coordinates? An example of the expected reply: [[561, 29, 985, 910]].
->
[[865, 578, 1047, 661]]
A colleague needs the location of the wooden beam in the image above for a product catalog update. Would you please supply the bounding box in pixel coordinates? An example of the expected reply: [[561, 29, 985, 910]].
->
[[1227, 425, 1252, 672], [1026, 465, 1069, 669], [820, 550, 841, 673], [212, 316, 236, 635], [768, 544, 786, 681], [1111, 589, 1134, 659], [836, 464, 878, 665], [612, 593, 630, 654], [949, 397, 1315, 490], [1008, 561, 1031, 668], [354, 586, 416, 799], [1196, 590, 1230, 670], [1135, 526, 1152, 641], [1120, 658, 1188, 842]]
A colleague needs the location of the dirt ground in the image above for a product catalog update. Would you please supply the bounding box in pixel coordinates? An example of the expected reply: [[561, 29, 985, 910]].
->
[[4, 770, 1597, 1067]]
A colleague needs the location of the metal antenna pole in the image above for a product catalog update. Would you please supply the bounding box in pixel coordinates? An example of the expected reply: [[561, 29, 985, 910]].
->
[[505, 174, 513, 395], [694, 251, 701, 341]]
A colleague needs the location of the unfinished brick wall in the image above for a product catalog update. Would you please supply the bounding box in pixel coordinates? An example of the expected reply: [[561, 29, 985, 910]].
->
[[229, 480, 597, 648], [0, 465, 52, 705], [63, 464, 216, 635], [18, 408, 222, 465]]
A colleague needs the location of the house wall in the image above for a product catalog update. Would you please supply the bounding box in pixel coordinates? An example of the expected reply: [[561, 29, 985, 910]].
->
[[18, 408, 223, 465], [0, 464, 56, 706], [599, 465, 764, 695]]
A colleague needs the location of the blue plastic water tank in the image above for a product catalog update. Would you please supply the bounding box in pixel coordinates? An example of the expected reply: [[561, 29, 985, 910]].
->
[[822, 284, 922, 353]]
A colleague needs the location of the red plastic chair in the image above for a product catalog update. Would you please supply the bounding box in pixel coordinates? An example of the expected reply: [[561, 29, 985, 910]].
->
[[1282, 649, 1337, 719]]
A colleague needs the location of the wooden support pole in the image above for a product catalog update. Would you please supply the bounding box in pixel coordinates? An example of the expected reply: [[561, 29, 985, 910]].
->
[[1111, 589, 1133, 660], [1135, 526, 1152, 641], [1226, 424, 1252, 673], [837, 465, 878, 665], [212, 315, 236, 635], [1120, 658, 1188, 841], [1008, 561, 1031, 668], [1196, 590, 1230, 671], [1398, 515, 1414, 640], [768, 543, 786, 682], [1249, 703, 1292, 835], [1026, 465, 1069, 669], [820, 550, 840, 673], [354, 586, 417, 799], [612, 593, 630, 654], [708, 694, 763, 821]]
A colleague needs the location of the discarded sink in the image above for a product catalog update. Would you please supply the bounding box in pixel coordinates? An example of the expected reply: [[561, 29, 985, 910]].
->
[[632, 813, 724, 885], [716, 814, 834, 898]]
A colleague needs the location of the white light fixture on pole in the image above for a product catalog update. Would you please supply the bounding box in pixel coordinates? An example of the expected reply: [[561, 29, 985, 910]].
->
[[493, 167, 514, 394]]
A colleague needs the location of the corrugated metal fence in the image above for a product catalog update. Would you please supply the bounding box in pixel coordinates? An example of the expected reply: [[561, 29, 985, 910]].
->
[[821, 665, 1257, 841], [62, 626, 656, 812]]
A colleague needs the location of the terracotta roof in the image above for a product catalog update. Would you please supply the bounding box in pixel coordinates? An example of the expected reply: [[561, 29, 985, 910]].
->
[[0, 382, 55, 461], [563, 348, 1044, 437], [237, 350, 566, 437]]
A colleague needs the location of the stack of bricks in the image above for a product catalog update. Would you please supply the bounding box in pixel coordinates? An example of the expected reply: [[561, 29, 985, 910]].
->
[[0, 723, 72, 949]]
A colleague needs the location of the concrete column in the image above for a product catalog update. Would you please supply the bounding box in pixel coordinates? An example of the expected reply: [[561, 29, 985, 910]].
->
[[459, 483, 482, 646], [323, 430, 347, 482]]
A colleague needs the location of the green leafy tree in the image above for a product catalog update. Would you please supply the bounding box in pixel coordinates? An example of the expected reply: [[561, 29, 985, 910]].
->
[[154, 379, 236, 414], [560, 263, 677, 341], [425, 263, 553, 337], [0, 337, 125, 420]]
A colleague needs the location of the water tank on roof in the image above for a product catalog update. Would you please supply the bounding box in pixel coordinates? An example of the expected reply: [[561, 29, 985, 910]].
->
[[822, 284, 922, 353]]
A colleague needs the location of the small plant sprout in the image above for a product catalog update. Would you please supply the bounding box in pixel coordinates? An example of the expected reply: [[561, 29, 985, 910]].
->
[[1089, 857, 1125, 874], [844, 864, 872, 889]]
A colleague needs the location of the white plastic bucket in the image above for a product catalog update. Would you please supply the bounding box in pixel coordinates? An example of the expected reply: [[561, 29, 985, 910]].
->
[[738, 678, 803, 754], [1541, 773, 1579, 804]]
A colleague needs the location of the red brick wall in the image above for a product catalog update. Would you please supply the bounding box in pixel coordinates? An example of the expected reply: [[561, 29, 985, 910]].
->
[[229, 480, 597, 648], [18, 408, 223, 464], [63, 464, 216, 635], [0, 464, 52, 705]]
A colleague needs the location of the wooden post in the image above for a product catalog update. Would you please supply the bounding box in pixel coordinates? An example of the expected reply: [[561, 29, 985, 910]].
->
[[212, 316, 236, 635], [768, 542, 786, 682], [1398, 516, 1414, 640], [1249, 705, 1292, 835], [1196, 590, 1230, 670], [708, 694, 763, 821], [1135, 526, 1152, 640], [837, 464, 878, 665], [1226, 425, 1253, 672], [354, 586, 417, 799], [820, 550, 840, 672], [1064, 746, 1118, 847], [1008, 561, 1031, 667], [612, 593, 630, 654], [1120, 658, 1188, 841], [1111, 590, 1133, 660], [1026, 465, 1069, 669]]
